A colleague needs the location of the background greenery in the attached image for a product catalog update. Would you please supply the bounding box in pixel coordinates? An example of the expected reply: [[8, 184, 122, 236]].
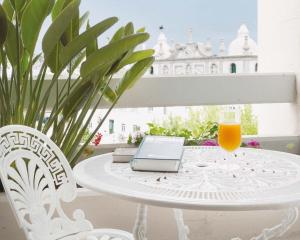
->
[[128, 105, 258, 145]]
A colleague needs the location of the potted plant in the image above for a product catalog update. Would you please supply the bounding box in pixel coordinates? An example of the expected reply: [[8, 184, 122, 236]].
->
[[0, 0, 154, 168]]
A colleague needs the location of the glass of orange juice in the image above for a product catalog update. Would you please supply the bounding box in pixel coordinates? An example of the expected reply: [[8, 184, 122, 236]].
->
[[218, 106, 241, 152]]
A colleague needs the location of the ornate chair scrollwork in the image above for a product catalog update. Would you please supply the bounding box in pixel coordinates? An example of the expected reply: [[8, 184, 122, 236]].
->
[[0, 125, 133, 240]]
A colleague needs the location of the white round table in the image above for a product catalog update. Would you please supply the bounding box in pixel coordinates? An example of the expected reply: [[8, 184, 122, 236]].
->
[[73, 146, 300, 240]]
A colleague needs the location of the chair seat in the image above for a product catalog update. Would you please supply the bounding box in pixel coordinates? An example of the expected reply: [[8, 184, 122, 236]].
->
[[62, 228, 134, 240]]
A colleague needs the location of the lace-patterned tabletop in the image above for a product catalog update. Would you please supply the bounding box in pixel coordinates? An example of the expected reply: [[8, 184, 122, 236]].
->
[[73, 147, 300, 211]]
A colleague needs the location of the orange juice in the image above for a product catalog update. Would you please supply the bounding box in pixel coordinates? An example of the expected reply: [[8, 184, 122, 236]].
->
[[218, 123, 241, 152]]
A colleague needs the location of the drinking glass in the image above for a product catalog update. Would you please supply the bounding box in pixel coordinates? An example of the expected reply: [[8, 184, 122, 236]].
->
[[218, 106, 241, 152]]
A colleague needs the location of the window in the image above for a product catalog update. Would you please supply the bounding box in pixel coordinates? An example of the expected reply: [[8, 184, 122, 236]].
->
[[133, 125, 141, 132], [194, 64, 204, 74], [150, 66, 154, 75], [163, 65, 169, 74], [255, 63, 258, 72], [186, 64, 192, 74], [211, 64, 218, 74], [109, 120, 114, 134], [174, 65, 184, 75], [230, 63, 237, 73], [42, 116, 49, 124], [121, 124, 126, 132]]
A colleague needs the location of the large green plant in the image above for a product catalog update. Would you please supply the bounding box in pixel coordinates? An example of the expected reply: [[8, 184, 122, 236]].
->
[[0, 0, 154, 166]]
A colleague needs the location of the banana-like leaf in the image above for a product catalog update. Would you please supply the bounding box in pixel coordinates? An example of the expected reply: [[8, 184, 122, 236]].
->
[[102, 85, 117, 103], [2, 0, 13, 20], [9, 0, 25, 11], [69, 50, 85, 75], [109, 26, 124, 43], [79, 11, 89, 29], [60, 17, 118, 69], [21, 0, 54, 55], [42, 0, 80, 69], [116, 57, 154, 95], [46, 44, 60, 73], [85, 22, 99, 58], [80, 33, 149, 78], [0, 4, 8, 46], [60, 0, 79, 46], [4, 21, 18, 65], [62, 80, 94, 118], [124, 22, 134, 36], [51, 0, 65, 20], [117, 49, 155, 71], [32, 53, 42, 65], [137, 27, 145, 33], [20, 50, 30, 75]]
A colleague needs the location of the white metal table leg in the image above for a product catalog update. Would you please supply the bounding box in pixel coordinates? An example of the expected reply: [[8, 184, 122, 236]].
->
[[133, 204, 148, 240], [173, 209, 190, 240], [231, 207, 299, 240]]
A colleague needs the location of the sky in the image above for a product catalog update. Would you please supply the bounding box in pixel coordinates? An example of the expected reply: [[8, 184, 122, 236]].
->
[[0, 0, 257, 53], [80, 0, 257, 53]]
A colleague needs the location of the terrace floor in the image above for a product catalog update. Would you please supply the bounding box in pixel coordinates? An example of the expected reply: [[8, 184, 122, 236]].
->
[[1, 192, 300, 240]]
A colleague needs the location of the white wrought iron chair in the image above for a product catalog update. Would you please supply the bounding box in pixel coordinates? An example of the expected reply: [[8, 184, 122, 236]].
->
[[0, 125, 133, 240]]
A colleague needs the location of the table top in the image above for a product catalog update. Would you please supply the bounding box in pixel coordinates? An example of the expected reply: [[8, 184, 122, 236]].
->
[[73, 146, 300, 211]]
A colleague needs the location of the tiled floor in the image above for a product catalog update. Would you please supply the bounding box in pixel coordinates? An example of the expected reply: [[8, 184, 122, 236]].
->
[[0, 194, 300, 240]]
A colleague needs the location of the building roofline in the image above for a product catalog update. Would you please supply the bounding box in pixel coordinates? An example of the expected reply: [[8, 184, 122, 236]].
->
[[155, 55, 258, 62]]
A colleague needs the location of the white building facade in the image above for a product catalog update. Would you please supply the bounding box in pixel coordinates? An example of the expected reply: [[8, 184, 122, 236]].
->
[[151, 24, 258, 76]]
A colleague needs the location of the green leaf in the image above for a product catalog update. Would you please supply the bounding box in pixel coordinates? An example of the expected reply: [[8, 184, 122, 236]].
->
[[2, 0, 14, 20], [102, 85, 117, 103], [116, 56, 154, 95], [0, 4, 8, 46], [9, 0, 26, 11], [85, 21, 97, 57], [79, 11, 89, 29], [80, 32, 150, 78], [21, 0, 54, 55], [109, 26, 124, 43], [62, 81, 94, 118], [51, 0, 65, 20], [32, 53, 42, 65], [42, 0, 80, 69], [137, 27, 145, 33], [69, 50, 85, 75], [117, 49, 155, 70], [124, 22, 134, 36], [60, 17, 118, 69], [4, 21, 17, 65], [20, 49, 30, 75], [60, 0, 79, 46], [46, 44, 60, 73]]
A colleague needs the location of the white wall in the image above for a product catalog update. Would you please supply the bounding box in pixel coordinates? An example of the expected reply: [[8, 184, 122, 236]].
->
[[258, 0, 300, 135]]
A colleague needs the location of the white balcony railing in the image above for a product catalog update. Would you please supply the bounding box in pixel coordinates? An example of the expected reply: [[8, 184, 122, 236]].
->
[[112, 73, 296, 108]]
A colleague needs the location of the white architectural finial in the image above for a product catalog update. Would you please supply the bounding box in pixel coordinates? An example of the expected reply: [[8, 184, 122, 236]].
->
[[188, 28, 193, 43], [238, 24, 249, 37], [243, 36, 250, 54], [205, 38, 212, 56], [228, 24, 257, 56], [219, 39, 226, 56], [153, 26, 171, 59]]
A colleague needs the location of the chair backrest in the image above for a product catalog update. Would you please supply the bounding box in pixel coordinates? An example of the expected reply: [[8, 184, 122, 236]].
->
[[0, 125, 93, 240]]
